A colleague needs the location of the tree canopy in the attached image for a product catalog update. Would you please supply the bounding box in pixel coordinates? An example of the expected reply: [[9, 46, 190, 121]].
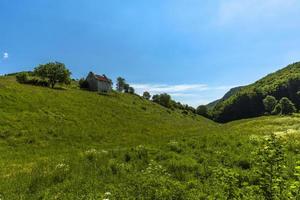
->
[[143, 91, 151, 100], [34, 62, 71, 88], [263, 95, 277, 114], [213, 62, 300, 122]]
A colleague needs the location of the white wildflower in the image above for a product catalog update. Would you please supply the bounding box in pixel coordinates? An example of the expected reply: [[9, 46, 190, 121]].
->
[[105, 192, 111, 196]]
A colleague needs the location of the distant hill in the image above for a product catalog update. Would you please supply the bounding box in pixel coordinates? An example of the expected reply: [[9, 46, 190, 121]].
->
[[206, 86, 243, 110], [213, 62, 300, 122]]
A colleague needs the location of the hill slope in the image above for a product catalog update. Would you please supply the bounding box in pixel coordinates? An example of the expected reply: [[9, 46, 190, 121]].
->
[[213, 62, 300, 122], [1, 76, 300, 199], [206, 86, 243, 109], [0, 76, 216, 148]]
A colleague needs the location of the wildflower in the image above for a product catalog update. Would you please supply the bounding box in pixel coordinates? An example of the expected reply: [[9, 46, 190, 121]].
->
[[101, 150, 108, 154], [55, 163, 70, 172], [105, 192, 111, 196]]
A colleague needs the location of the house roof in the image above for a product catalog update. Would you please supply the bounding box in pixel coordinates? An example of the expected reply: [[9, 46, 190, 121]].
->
[[95, 74, 111, 83]]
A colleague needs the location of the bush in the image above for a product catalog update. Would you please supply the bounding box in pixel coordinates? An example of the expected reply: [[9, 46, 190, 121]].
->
[[29, 78, 49, 87], [263, 95, 277, 114], [16, 73, 49, 87], [196, 105, 208, 117], [16, 72, 29, 83], [79, 78, 89, 89], [272, 103, 282, 115], [279, 97, 296, 115], [143, 91, 151, 100], [272, 97, 296, 115]]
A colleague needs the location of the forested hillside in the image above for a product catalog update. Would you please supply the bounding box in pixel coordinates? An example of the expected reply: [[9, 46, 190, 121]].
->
[[213, 62, 300, 122]]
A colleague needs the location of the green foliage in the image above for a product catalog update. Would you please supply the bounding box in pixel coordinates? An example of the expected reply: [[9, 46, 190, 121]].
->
[[142, 91, 151, 100], [196, 105, 208, 117], [123, 83, 129, 93], [78, 78, 89, 89], [254, 133, 286, 199], [128, 86, 135, 94], [34, 62, 71, 88], [213, 62, 300, 122], [152, 93, 172, 108], [16, 72, 50, 87], [278, 97, 297, 115], [16, 72, 29, 83], [289, 161, 300, 198], [263, 95, 277, 113], [272, 103, 282, 115], [116, 77, 126, 92]]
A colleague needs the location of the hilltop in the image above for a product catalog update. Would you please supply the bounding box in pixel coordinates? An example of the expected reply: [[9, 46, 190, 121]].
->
[[212, 62, 300, 122]]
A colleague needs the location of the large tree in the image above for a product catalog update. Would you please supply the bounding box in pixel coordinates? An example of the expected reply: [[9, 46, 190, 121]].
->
[[34, 62, 71, 88]]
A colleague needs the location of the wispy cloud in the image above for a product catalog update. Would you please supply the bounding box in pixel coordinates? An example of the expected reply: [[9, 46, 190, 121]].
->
[[131, 83, 236, 107], [131, 83, 208, 93], [3, 52, 8, 59], [217, 0, 298, 25]]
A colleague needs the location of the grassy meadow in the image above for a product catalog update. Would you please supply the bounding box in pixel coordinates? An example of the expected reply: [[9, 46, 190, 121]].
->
[[1, 76, 300, 199]]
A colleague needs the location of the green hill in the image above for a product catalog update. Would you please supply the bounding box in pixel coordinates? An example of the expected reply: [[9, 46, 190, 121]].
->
[[1, 75, 300, 199], [0, 76, 216, 148], [206, 86, 243, 110], [213, 62, 300, 122], [0, 75, 219, 198]]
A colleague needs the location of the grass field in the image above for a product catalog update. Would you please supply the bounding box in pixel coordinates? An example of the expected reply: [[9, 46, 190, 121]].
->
[[1, 76, 300, 199]]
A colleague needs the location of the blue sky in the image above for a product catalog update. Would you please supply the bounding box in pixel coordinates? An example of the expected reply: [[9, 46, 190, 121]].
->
[[1, 0, 300, 106]]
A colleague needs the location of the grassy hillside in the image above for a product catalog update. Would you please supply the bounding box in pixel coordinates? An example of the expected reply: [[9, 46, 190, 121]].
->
[[0, 75, 216, 153], [1, 76, 300, 199], [0, 76, 219, 198], [213, 62, 300, 122]]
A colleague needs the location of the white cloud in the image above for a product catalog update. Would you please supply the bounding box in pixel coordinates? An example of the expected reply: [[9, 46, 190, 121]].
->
[[3, 52, 8, 59], [217, 0, 298, 25], [131, 83, 208, 93], [131, 83, 236, 107]]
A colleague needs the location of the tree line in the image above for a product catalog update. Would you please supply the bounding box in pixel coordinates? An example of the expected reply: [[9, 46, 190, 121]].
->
[[15, 61, 202, 116]]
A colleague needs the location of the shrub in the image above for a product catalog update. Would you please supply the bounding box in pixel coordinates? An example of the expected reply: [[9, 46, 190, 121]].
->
[[279, 97, 296, 115], [128, 87, 135, 94], [79, 78, 89, 89], [263, 95, 277, 114], [272, 103, 282, 115], [16, 72, 29, 83], [143, 91, 151, 100], [254, 133, 286, 199], [196, 105, 208, 117]]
